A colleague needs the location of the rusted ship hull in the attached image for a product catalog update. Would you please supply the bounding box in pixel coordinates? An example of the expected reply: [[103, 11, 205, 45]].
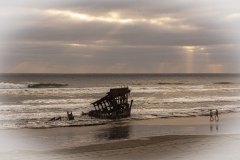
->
[[85, 87, 133, 119]]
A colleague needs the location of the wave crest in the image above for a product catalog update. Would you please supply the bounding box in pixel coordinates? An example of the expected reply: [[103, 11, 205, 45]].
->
[[0, 82, 27, 89]]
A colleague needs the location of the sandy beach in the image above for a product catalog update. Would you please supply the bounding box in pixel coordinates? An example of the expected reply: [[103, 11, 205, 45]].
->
[[1, 113, 240, 160]]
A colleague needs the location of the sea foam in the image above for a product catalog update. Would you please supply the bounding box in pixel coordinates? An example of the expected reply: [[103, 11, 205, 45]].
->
[[0, 82, 27, 89]]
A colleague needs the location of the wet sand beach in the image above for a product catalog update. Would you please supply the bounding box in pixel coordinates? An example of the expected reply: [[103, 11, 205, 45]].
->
[[1, 113, 240, 160]]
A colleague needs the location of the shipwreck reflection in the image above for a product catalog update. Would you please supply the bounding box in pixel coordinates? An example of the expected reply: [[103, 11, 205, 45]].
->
[[96, 125, 131, 140]]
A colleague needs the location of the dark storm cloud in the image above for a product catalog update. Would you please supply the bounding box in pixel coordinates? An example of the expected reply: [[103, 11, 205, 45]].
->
[[1, 0, 240, 73]]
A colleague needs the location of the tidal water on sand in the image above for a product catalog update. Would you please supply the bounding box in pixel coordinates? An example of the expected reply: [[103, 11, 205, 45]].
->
[[0, 73, 240, 129]]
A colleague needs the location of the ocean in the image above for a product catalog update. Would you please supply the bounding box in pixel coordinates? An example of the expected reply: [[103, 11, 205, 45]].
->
[[1, 73, 240, 129]]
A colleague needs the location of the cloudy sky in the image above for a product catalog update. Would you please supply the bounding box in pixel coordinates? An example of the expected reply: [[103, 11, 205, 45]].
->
[[1, 0, 240, 73]]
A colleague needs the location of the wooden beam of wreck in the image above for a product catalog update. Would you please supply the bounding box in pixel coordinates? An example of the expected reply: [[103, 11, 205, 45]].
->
[[103, 101, 108, 108], [100, 103, 105, 110]]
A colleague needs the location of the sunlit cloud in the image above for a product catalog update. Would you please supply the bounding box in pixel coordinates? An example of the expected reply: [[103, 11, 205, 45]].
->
[[182, 46, 208, 53], [226, 13, 240, 19], [69, 43, 87, 47], [46, 10, 133, 24], [45, 9, 198, 30], [183, 46, 195, 53]]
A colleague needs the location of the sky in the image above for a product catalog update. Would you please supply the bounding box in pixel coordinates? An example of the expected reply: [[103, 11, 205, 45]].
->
[[1, 0, 240, 73]]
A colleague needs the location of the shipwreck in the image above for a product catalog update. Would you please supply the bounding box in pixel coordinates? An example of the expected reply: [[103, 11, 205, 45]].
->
[[83, 87, 133, 119]]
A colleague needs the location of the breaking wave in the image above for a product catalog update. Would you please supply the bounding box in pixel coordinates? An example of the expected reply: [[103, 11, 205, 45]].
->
[[0, 82, 27, 89], [1, 104, 240, 129], [0, 117, 110, 129], [0, 82, 68, 89]]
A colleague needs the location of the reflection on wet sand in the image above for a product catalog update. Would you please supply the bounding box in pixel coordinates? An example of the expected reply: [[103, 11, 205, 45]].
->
[[210, 124, 219, 132], [95, 125, 132, 140]]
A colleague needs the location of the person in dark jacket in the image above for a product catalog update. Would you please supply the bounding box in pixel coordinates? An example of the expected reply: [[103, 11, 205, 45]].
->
[[215, 109, 219, 120], [210, 110, 214, 121]]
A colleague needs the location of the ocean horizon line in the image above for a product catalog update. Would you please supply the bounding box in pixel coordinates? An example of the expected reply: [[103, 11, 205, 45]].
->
[[1, 73, 240, 75]]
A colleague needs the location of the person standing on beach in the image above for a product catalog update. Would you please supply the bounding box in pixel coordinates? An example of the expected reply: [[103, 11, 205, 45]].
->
[[215, 109, 219, 120], [210, 110, 214, 121]]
